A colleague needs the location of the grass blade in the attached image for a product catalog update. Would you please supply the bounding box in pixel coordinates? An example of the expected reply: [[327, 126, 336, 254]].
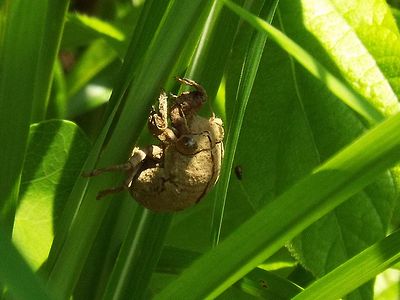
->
[[31, 0, 69, 122], [0, 0, 67, 234], [212, 0, 279, 245], [102, 209, 172, 300]]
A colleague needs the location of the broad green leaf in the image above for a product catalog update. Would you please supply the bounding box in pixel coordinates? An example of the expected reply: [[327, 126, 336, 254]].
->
[[222, 0, 383, 124], [0, 230, 53, 300], [275, 1, 400, 298], [222, 1, 400, 298], [293, 229, 400, 300], [300, 0, 400, 116], [156, 112, 400, 299], [13, 120, 90, 270]]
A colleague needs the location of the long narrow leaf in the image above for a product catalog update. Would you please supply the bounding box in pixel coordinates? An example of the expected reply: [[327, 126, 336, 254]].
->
[[102, 210, 171, 300], [31, 0, 69, 122], [212, 0, 279, 245], [0, 0, 67, 234]]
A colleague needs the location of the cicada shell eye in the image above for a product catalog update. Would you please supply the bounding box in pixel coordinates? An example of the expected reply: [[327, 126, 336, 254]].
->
[[176, 135, 198, 155]]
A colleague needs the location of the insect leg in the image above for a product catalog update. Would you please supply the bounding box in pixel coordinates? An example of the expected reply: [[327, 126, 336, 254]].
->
[[83, 148, 148, 199], [82, 162, 133, 177]]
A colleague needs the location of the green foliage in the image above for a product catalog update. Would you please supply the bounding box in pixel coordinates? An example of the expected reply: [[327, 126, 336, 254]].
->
[[0, 231, 52, 300], [14, 120, 90, 270], [1, 0, 400, 299]]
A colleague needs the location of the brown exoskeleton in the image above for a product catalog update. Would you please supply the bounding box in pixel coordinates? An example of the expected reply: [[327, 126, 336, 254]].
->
[[84, 78, 224, 212]]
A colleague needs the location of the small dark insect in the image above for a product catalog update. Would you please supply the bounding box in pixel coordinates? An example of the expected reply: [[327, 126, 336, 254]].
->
[[259, 279, 268, 289], [234, 165, 243, 180]]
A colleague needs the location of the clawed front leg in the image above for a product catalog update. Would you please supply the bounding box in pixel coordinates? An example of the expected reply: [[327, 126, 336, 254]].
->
[[169, 78, 208, 136], [148, 90, 176, 143], [176, 77, 207, 100], [148, 91, 168, 133], [82, 162, 134, 177]]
